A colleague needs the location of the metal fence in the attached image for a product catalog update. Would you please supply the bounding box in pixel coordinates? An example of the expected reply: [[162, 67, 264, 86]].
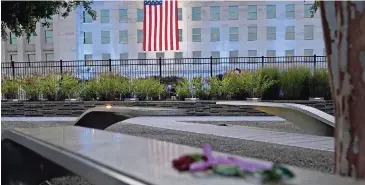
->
[[1, 55, 328, 80]]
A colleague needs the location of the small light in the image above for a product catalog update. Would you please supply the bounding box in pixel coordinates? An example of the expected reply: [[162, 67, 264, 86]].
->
[[104, 104, 113, 108]]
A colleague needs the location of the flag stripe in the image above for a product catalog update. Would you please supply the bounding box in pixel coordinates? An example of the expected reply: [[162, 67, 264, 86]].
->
[[143, 0, 179, 52]]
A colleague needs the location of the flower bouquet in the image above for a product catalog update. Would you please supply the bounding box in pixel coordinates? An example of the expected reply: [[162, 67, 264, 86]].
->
[[172, 144, 295, 184]]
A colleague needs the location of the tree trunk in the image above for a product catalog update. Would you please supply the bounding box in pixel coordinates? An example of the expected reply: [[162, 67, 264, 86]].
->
[[319, 1, 365, 178]]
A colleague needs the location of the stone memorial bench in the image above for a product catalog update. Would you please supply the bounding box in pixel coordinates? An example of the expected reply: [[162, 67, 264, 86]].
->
[[2, 126, 363, 185], [216, 101, 335, 137]]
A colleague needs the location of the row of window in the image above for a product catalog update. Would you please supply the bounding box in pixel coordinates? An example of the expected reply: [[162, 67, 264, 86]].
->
[[83, 4, 314, 23], [9, 53, 54, 62], [83, 25, 315, 44], [84, 49, 319, 62], [9, 31, 54, 45]]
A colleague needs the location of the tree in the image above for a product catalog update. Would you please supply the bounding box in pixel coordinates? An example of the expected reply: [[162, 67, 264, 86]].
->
[[320, 1, 365, 179], [1, 1, 96, 40]]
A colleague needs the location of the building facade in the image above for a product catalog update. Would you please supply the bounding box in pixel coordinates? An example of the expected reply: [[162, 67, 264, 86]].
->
[[1, 1, 325, 63]]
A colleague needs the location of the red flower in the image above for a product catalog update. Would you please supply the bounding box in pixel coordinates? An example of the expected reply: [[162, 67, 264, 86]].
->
[[172, 155, 195, 171]]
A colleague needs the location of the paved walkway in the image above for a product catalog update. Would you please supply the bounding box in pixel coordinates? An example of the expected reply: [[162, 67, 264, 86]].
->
[[2, 116, 333, 152]]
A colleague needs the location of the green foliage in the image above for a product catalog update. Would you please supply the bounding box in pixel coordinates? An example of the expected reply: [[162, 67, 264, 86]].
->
[[1, 1, 96, 40], [310, 1, 320, 18], [191, 76, 205, 98], [309, 69, 332, 99], [79, 78, 98, 101], [260, 67, 281, 100], [38, 73, 61, 101], [244, 70, 277, 98], [21, 75, 42, 101], [96, 73, 129, 101], [221, 72, 247, 100], [1, 77, 21, 99], [59, 73, 81, 99], [175, 78, 191, 100], [131, 78, 164, 100], [280, 67, 311, 100], [208, 77, 223, 100]]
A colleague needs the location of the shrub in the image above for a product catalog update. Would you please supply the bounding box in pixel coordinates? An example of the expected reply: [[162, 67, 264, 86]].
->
[[191, 76, 205, 98], [131, 78, 164, 100], [309, 69, 332, 99], [21, 75, 42, 101], [221, 71, 247, 100], [39, 73, 61, 101], [96, 73, 129, 101], [175, 78, 191, 100], [208, 76, 223, 100], [244, 70, 277, 98], [59, 73, 81, 99], [79, 78, 98, 101], [280, 67, 311, 100], [1, 77, 20, 99], [260, 67, 281, 100]]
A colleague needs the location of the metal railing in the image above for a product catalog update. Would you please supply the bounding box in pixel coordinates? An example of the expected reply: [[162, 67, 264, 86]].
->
[[1, 55, 328, 80]]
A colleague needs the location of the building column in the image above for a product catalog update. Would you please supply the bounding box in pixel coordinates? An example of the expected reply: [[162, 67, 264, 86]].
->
[[35, 23, 43, 61], [16, 36, 26, 62]]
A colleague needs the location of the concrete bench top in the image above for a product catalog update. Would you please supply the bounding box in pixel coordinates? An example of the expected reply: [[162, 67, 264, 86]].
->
[[217, 101, 335, 137], [2, 126, 363, 185]]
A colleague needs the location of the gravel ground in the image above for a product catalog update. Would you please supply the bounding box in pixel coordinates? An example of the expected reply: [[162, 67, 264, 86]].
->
[[2, 120, 333, 185], [186, 121, 305, 134]]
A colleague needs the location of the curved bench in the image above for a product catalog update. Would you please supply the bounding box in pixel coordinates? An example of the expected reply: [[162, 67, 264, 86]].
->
[[216, 101, 335, 137], [74, 106, 186, 130]]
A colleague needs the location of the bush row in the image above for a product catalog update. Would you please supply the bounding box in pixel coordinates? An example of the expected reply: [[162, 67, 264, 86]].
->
[[1, 67, 332, 101]]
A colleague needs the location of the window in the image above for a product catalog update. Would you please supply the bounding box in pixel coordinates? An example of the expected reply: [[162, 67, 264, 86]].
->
[[304, 4, 313, 18], [27, 54, 36, 62], [156, 52, 165, 59], [304, 25, 314, 40], [101, 31, 110, 44], [266, 5, 276, 19], [45, 53, 54, 61], [120, 52, 129, 63], [248, 50, 258, 62], [210, 28, 220, 41], [178, 29, 182, 42], [248, 26, 257, 41], [211, 51, 220, 64], [248, 5, 257, 20], [45, 31, 53, 43], [27, 33, 35, 44], [285, 49, 295, 61], [192, 51, 202, 63], [84, 54, 93, 60], [102, 53, 111, 60], [267, 50, 276, 62], [229, 50, 239, 63], [137, 9, 144, 22], [84, 32, 92, 44], [267, 50, 276, 57], [138, 53, 147, 59], [228, 6, 239, 20], [10, 32, 17, 44], [229, 27, 239, 41], [286, 4, 295, 18], [192, 28, 201, 42], [267, 26, 276, 40], [137, 29, 143, 43], [210, 6, 220, 21], [119, 30, 128, 43], [192, 7, 201, 21], [174, 52, 183, 64], [119, 9, 128, 22], [285, 26, 295, 40], [83, 11, 93, 23], [10, 54, 18, 62], [304, 49, 314, 56], [102, 53, 111, 65], [178, 8, 182, 20], [100, 10, 110, 23]]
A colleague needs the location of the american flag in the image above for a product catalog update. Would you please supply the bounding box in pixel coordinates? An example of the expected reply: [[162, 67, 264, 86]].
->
[[143, 0, 179, 51]]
